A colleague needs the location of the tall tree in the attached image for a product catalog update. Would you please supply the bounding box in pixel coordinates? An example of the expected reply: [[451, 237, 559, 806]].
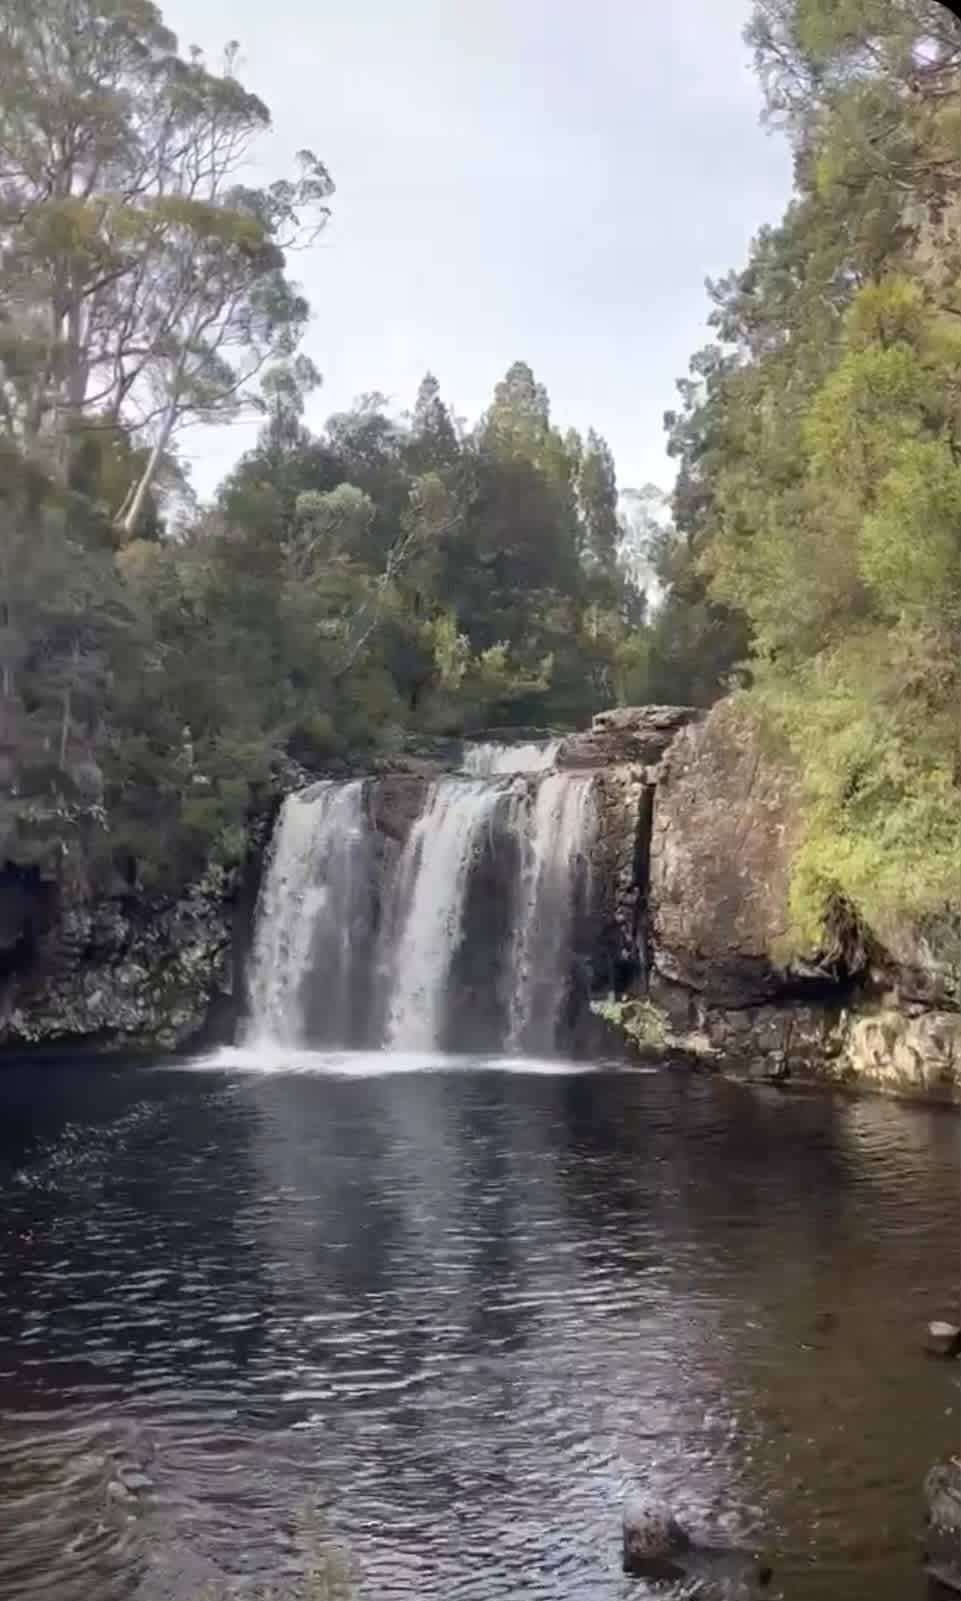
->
[[0, 0, 332, 535]]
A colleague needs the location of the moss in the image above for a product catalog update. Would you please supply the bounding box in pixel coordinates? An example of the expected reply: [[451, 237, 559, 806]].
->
[[592, 997, 667, 1049]]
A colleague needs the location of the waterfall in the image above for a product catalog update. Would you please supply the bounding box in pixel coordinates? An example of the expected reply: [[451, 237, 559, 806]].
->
[[508, 773, 597, 1054], [246, 781, 373, 1047], [462, 740, 560, 777], [244, 746, 599, 1057], [383, 778, 506, 1052]]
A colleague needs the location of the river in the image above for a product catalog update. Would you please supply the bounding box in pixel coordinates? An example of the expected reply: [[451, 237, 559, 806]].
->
[[0, 1050, 956, 1600]]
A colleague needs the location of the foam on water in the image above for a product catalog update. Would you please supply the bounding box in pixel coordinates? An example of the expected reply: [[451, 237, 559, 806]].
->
[[181, 1046, 594, 1078]]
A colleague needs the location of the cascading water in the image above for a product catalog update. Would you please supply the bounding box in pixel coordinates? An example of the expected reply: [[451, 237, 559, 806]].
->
[[382, 778, 506, 1052], [244, 741, 599, 1056], [246, 781, 374, 1047], [507, 772, 597, 1054]]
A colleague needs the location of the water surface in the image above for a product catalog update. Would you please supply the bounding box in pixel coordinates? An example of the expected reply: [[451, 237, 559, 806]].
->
[[0, 1051, 956, 1600]]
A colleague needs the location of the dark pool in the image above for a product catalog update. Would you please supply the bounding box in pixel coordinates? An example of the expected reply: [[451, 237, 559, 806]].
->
[[0, 1048, 956, 1599]]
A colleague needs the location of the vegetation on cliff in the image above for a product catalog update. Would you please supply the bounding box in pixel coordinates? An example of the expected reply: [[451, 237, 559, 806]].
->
[[1, 0, 959, 958], [653, 0, 961, 951]]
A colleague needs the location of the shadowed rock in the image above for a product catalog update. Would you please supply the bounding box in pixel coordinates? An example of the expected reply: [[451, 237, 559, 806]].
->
[[622, 1499, 773, 1596], [923, 1457, 961, 1592], [926, 1322, 961, 1359]]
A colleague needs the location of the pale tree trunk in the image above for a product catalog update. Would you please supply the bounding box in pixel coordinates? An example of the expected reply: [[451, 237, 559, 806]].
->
[[116, 343, 190, 542], [59, 685, 72, 770], [117, 400, 177, 542], [58, 639, 80, 771]]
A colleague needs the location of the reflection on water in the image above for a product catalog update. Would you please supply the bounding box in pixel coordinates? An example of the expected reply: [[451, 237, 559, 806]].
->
[[0, 1051, 956, 1600]]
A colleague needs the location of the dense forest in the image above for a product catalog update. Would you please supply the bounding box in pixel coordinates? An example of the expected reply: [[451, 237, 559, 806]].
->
[[1, 0, 960, 960]]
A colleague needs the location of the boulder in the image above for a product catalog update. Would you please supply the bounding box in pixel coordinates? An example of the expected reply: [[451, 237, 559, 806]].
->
[[622, 1499, 773, 1594], [648, 700, 804, 1008], [622, 1499, 692, 1578], [927, 1322, 961, 1360], [842, 1010, 961, 1099], [558, 704, 701, 771]]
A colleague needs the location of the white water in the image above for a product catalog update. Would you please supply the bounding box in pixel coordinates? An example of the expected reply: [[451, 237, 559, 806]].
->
[[187, 1045, 598, 1078], [246, 781, 371, 1047], [245, 745, 598, 1057], [383, 778, 506, 1052], [508, 773, 597, 1053], [461, 740, 560, 776]]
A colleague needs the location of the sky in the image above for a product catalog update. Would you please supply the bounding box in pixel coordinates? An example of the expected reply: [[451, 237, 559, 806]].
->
[[159, 0, 794, 501]]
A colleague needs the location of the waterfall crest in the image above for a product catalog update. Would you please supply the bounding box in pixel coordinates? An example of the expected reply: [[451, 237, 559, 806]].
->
[[461, 740, 560, 777]]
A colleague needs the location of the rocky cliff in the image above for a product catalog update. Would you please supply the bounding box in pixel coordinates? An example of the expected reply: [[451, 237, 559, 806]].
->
[[0, 863, 242, 1053], [589, 700, 960, 1101]]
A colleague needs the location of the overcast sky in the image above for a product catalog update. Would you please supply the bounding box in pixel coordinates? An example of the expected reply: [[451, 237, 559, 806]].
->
[[159, 0, 794, 500]]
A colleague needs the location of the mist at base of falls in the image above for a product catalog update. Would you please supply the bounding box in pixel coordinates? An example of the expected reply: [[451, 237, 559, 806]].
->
[[245, 742, 599, 1057]]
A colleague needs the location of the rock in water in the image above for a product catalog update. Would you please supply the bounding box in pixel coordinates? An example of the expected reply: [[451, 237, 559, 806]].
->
[[622, 1499, 692, 1578], [622, 1499, 773, 1595], [923, 1457, 961, 1591], [927, 1321, 961, 1359]]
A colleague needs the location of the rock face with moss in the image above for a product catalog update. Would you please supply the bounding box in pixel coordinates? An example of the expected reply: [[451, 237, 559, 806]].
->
[[631, 700, 960, 1100]]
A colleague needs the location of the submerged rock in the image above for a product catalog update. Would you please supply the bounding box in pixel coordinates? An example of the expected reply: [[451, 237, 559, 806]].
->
[[923, 1457, 961, 1592], [622, 1499, 773, 1595]]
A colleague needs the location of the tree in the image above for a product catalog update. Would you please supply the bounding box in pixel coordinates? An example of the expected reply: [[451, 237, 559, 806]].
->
[[407, 372, 460, 474], [0, 0, 333, 535], [576, 429, 620, 573], [658, 0, 961, 947]]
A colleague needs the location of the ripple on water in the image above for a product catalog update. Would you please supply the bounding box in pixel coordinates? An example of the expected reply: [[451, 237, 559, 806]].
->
[[0, 1058, 956, 1600]]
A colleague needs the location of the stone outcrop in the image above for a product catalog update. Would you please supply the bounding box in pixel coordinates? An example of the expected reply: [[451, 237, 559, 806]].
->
[[648, 700, 804, 1007], [558, 703, 701, 770], [0, 865, 243, 1053], [607, 698, 961, 1101], [365, 772, 429, 846]]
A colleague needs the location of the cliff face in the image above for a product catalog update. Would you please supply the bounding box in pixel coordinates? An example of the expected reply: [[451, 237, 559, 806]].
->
[[0, 865, 242, 1054], [608, 700, 960, 1101]]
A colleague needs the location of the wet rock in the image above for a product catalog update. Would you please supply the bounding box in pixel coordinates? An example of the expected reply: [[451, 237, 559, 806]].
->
[[845, 1010, 961, 1100], [927, 1322, 961, 1359], [622, 1499, 692, 1578], [558, 704, 701, 771], [366, 773, 430, 846], [0, 862, 243, 1053], [622, 1500, 773, 1595], [923, 1457, 961, 1591]]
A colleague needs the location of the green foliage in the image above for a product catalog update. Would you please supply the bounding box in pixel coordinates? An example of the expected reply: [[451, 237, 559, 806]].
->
[[0, 0, 332, 538], [655, 0, 961, 949]]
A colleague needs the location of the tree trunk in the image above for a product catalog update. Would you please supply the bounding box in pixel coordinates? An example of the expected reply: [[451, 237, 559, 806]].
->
[[59, 685, 72, 771], [117, 402, 176, 542]]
